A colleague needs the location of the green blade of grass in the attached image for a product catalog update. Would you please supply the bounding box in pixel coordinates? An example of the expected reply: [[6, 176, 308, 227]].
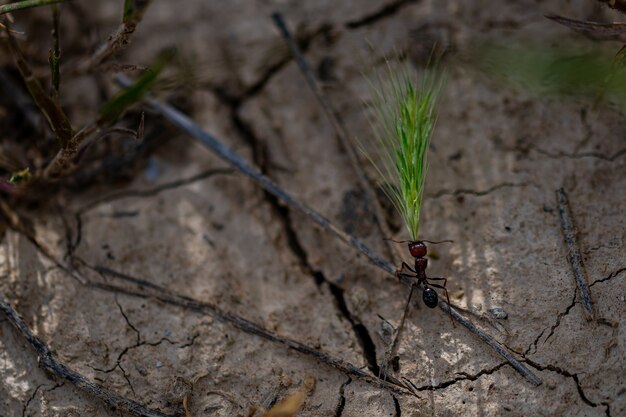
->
[[4, 24, 73, 146], [0, 0, 68, 16], [466, 40, 626, 104], [99, 48, 174, 123]]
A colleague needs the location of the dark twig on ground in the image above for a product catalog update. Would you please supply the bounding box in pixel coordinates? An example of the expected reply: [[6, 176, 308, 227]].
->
[[271, 12, 402, 264], [0, 293, 172, 417], [113, 74, 542, 386], [556, 188, 595, 321]]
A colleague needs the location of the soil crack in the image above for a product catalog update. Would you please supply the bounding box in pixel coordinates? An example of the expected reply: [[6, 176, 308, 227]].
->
[[116, 297, 141, 344], [22, 384, 44, 417], [428, 182, 535, 199], [334, 377, 351, 417], [542, 289, 577, 345], [524, 358, 610, 416], [404, 362, 508, 392], [532, 146, 626, 162], [392, 394, 402, 417], [590, 267, 626, 287]]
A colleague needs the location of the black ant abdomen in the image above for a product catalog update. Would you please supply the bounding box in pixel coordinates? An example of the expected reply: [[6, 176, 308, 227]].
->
[[422, 287, 438, 308]]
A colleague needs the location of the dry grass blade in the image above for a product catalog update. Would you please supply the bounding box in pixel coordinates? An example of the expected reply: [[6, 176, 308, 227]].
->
[[4, 22, 73, 147], [74, 0, 152, 73], [546, 14, 626, 39]]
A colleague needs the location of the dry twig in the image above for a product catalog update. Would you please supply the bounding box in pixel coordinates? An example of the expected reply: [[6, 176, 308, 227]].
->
[[556, 188, 595, 321]]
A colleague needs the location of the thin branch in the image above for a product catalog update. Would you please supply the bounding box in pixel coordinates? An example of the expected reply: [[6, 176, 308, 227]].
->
[[113, 74, 542, 386], [271, 12, 402, 263], [556, 188, 595, 321], [0, 293, 172, 417]]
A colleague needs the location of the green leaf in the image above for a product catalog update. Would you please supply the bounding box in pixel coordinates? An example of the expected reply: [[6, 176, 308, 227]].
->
[[9, 168, 31, 184]]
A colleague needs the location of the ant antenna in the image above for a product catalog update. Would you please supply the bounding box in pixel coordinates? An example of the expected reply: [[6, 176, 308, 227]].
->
[[384, 238, 410, 244], [421, 239, 454, 245]]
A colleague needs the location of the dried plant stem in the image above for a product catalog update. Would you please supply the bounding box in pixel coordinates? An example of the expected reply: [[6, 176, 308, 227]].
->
[[43, 121, 100, 178], [114, 74, 542, 386], [271, 12, 402, 264], [0, 293, 171, 417], [4, 23, 73, 147], [72, 0, 152, 74], [556, 188, 595, 321]]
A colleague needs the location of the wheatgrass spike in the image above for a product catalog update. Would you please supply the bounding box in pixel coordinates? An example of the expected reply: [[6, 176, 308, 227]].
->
[[363, 61, 443, 242]]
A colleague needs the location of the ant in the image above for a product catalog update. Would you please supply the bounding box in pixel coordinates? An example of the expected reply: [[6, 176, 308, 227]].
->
[[396, 240, 451, 309], [377, 239, 454, 385]]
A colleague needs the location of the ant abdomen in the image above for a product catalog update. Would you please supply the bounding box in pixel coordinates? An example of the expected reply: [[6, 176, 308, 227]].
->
[[423, 287, 438, 308]]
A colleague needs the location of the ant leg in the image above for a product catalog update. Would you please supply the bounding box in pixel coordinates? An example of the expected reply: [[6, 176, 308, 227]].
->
[[428, 283, 451, 307], [428, 278, 449, 304], [387, 284, 416, 378], [429, 282, 456, 328], [398, 262, 416, 275], [397, 272, 418, 284]]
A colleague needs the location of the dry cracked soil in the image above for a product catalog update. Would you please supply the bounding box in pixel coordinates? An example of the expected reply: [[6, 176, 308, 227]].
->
[[1, 1, 625, 416]]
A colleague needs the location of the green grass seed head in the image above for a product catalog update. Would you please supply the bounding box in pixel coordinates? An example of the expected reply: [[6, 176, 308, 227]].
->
[[366, 62, 444, 242]]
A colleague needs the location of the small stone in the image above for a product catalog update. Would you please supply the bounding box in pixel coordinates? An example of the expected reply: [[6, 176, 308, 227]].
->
[[155, 360, 163, 368], [489, 308, 508, 319]]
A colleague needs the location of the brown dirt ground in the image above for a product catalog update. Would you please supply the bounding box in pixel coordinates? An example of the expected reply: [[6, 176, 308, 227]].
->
[[1, 1, 625, 416]]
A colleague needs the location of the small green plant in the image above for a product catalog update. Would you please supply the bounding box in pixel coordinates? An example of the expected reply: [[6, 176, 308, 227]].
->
[[364, 62, 443, 242], [0, 0, 160, 187]]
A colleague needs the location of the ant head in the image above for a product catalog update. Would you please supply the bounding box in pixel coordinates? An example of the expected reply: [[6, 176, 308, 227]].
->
[[408, 241, 427, 258]]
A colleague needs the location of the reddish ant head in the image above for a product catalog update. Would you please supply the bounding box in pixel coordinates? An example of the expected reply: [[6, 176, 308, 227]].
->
[[408, 241, 427, 258]]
